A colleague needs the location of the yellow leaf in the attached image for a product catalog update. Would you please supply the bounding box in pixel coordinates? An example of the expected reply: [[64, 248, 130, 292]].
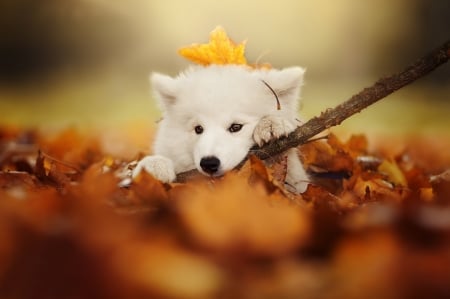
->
[[178, 26, 247, 66], [378, 159, 407, 187]]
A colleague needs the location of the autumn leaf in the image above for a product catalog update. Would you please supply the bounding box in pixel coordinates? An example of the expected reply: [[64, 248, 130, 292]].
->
[[178, 26, 247, 66], [378, 159, 407, 187], [173, 174, 310, 256]]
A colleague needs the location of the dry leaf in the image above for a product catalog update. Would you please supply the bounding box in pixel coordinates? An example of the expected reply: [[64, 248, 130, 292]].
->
[[174, 174, 310, 256], [378, 159, 407, 187]]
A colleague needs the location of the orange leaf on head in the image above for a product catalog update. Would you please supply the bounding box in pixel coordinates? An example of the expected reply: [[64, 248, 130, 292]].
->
[[178, 26, 247, 66]]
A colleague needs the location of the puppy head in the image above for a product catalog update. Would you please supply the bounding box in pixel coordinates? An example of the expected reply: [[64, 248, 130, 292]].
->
[[151, 65, 305, 176]]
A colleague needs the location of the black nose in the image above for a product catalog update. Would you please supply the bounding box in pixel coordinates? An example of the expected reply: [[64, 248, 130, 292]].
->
[[200, 156, 221, 174]]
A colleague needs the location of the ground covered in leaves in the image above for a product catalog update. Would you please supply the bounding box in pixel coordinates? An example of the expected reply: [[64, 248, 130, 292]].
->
[[0, 126, 449, 299]]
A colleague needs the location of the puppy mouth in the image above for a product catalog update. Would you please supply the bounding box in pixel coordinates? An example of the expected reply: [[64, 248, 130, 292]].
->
[[197, 167, 225, 178]]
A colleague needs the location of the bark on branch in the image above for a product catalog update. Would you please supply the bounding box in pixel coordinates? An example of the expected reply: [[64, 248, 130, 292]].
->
[[176, 40, 450, 182]]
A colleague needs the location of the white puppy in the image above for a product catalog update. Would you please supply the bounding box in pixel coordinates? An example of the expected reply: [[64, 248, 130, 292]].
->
[[133, 65, 309, 193]]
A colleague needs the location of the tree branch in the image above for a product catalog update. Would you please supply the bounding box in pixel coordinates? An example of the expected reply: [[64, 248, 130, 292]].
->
[[176, 39, 450, 182]]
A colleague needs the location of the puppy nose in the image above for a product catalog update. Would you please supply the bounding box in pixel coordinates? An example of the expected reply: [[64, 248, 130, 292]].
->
[[200, 156, 221, 174]]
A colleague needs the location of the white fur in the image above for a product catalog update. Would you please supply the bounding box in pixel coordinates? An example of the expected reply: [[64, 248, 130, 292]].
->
[[133, 64, 309, 193]]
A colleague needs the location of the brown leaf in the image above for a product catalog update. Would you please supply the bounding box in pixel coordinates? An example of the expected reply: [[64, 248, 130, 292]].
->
[[35, 151, 71, 188], [174, 174, 310, 256], [301, 136, 354, 173], [129, 170, 170, 206]]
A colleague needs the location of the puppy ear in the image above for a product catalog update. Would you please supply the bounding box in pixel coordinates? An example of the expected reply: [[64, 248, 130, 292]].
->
[[150, 72, 178, 108], [260, 66, 305, 99]]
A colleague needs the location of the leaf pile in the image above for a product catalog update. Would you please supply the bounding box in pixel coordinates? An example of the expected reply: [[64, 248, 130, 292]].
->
[[1, 127, 450, 299]]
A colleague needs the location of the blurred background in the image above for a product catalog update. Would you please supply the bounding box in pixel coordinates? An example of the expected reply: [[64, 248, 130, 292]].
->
[[0, 0, 449, 136]]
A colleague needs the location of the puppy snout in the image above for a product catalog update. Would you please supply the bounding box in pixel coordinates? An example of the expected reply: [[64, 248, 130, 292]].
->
[[200, 156, 220, 174]]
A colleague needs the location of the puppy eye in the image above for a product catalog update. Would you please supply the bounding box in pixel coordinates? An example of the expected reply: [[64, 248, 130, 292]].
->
[[228, 123, 243, 133], [194, 125, 204, 134]]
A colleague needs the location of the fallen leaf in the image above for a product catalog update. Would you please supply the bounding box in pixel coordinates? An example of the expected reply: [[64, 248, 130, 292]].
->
[[174, 174, 310, 256], [378, 159, 407, 187]]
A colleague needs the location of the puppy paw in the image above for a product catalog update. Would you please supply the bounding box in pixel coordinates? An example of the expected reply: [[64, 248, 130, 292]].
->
[[285, 180, 309, 194], [285, 148, 309, 194], [253, 115, 297, 146], [132, 155, 176, 183]]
